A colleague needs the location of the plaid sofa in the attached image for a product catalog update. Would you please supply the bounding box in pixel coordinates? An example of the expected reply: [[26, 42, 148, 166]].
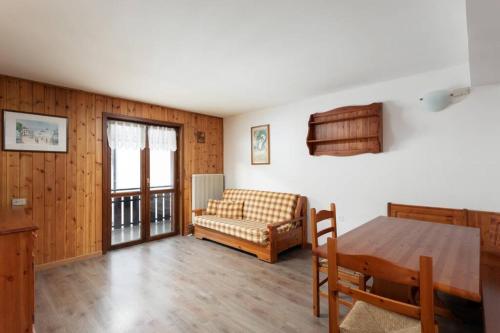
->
[[193, 189, 300, 245]]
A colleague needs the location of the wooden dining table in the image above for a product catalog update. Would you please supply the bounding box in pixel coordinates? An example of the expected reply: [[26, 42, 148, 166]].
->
[[312, 216, 482, 302]]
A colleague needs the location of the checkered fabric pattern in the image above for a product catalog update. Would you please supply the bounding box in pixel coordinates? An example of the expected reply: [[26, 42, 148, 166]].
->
[[223, 189, 299, 224], [215, 200, 244, 219], [206, 199, 220, 215], [193, 215, 297, 245]]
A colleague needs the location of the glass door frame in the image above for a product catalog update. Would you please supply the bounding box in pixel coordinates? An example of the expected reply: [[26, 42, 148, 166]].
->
[[102, 113, 182, 253]]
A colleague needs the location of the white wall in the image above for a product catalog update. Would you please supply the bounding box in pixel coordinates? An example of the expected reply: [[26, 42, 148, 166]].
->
[[224, 64, 500, 239]]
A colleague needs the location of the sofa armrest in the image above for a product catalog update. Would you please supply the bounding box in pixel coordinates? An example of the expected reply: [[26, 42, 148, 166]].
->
[[193, 209, 205, 216], [267, 216, 305, 230]]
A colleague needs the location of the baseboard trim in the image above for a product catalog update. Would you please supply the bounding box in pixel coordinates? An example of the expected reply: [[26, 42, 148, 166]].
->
[[35, 251, 103, 271]]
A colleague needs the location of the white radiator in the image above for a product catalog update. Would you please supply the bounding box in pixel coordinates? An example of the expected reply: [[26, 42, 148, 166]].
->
[[192, 174, 224, 210]]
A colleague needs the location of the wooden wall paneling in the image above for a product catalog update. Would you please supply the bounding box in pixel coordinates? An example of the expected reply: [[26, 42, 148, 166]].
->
[[119, 99, 128, 116], [142, 104, 152, 119], [86, 93, 96, 254], [94, 95, 104, 252], [137, 103, 146, 119], [111, 98, 120, 115], [5, 78, 20, 208], [216, 118, 224, 172], [194, 115, 206, 173], [0, 78, 5, 210], [126, 100, 134, 117], [65, 90, 78, 259], [54, 88, 68, 261], [0, 74, 223, 265], [207, 117, 220, 172], [19, 80, 33, 223], [32, 83, 45, 263], [161, 107, 169, 122], [76, 92, 87, 256], [183, 113, 194, 234], [150, 105, 162, 121], [44, 86, 56, 263], [192, 115, 200, 173], [202, 116, 209, 170]]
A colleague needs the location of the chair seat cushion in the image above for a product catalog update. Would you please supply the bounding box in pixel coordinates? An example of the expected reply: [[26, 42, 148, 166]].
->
[[193, 215, 297, 245], [340, 301, 421, 333]]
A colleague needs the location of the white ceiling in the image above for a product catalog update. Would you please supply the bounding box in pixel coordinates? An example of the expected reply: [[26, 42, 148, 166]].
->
[[0, 0, 468, 117], [466, 0, 500, 86]]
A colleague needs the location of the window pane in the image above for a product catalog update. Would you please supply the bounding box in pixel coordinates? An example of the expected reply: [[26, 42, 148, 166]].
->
[[149, 150, 174, 189], [111, 148, 141, 192]]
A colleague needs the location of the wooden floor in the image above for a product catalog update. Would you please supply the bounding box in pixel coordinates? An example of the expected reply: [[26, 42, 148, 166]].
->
[[36, 236, 330, 333], [36, 236, 482, 333]]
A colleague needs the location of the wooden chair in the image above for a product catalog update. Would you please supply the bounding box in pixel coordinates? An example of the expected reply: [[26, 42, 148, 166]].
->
[[311, 203, 368, 317], [327, 237, 437, 333]]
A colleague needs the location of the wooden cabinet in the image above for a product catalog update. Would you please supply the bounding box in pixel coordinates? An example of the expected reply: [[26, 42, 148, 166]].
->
[[0, 208, 37, 333]]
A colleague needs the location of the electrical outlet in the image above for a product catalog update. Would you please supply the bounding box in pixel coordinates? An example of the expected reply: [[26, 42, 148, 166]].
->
[[12, 198, 27, 206]]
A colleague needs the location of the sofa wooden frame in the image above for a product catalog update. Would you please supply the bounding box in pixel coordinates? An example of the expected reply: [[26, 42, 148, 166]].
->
[[193, 196, 308, 263]]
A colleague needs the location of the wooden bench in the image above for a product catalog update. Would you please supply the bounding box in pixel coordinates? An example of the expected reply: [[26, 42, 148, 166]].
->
[[388, 203, 500, 331], [388, 203, 500, 257], [481, 254, 500, 333]]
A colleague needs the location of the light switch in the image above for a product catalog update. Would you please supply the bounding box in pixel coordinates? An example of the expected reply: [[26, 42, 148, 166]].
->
[[12, 198, 27, 206]]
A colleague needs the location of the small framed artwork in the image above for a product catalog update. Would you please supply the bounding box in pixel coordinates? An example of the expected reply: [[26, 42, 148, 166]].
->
[[2, 110, 68, 152], [251, 124, 270, 165], [195, 130, 206, 143]]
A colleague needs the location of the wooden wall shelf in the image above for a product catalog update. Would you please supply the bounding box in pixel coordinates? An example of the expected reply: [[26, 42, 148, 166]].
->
[[306, 103, 383, 156]]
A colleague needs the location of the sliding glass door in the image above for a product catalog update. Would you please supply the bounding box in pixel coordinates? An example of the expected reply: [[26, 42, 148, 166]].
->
[[104, 117, 179, 250]]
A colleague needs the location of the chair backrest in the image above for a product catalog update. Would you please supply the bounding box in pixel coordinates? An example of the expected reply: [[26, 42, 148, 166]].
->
[[311, 203, 337, 250], [327, 237, 435, 333]]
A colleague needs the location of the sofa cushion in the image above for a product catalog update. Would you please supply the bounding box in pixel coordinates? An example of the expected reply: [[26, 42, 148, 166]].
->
[[223, 189, 299, 224], [193, 215, 299, 245], [216, 200, 244, 219], [206, 199, 221, 215]]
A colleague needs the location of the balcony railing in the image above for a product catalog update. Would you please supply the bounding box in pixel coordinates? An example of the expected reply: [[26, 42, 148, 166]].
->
[[111, 188, 173, 230]]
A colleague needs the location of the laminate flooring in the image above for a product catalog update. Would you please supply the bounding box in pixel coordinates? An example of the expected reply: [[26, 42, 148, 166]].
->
[[36, 235, 480, 333], [36, 236, 329, 333]]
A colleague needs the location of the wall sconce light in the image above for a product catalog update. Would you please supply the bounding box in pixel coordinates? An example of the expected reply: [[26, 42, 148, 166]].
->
[[420, 90, 451, 112], [420, 87, 470, 112]]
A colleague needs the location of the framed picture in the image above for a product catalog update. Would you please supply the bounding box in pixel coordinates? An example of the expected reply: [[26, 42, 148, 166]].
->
[[251, 124, 270, 165], [2, 110, 68, 152]]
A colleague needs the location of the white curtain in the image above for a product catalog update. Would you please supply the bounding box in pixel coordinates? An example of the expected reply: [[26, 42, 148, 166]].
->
[[148, 126, 177, 151], [107, 121, 146, 150]]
